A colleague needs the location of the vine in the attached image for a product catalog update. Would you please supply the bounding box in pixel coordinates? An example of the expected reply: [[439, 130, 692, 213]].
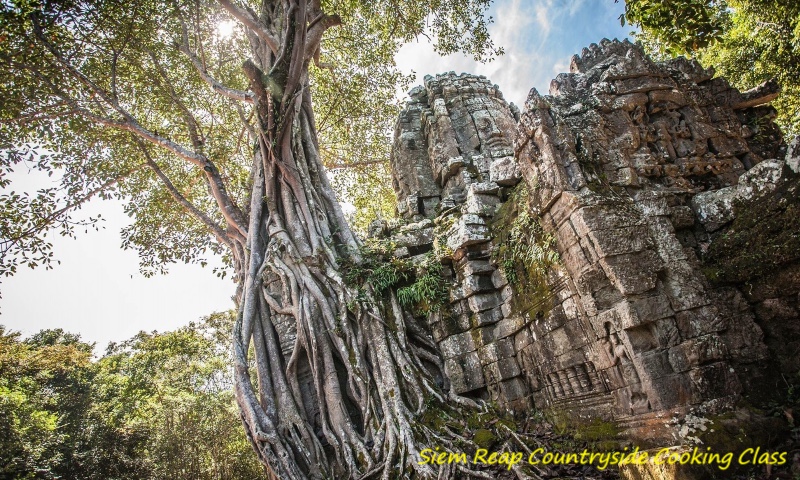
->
[[491, 183, 560, 318], [397, 256, 449, 316]]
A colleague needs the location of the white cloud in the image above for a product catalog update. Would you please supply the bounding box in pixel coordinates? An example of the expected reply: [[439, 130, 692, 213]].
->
[[534, 3, 551, 38], [552, 58, 570, 75]]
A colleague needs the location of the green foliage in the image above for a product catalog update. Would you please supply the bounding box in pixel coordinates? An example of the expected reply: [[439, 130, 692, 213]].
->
[[341, 240, 447, 315], [0, 314, 263, 480], [696, 0, 800, 136], [491, 184, 560, 318], [701, 167, 800, 284], [545, 407, 622, 452], [342, 238, 411, 294], [396, 257, 449, 315], [0, 0, 502, 281], [621, 0, 728, 54], [625, 0, 800, 135]]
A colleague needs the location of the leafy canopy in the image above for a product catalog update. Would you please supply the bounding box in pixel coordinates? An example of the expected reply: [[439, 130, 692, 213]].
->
[[622, 0, 800, 135], [0, 0, 501, 279], [0, 314, 264, 480]]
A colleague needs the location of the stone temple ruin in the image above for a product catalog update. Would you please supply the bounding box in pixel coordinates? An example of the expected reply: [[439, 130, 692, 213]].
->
[[377, 39, 800, 445]]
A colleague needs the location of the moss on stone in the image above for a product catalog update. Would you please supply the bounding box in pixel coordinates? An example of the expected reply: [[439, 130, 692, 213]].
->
[[490, 183, 560, 319], [473, 428, 498, 448], [545, 407, 623, 451], [702, 166, 800, 284]]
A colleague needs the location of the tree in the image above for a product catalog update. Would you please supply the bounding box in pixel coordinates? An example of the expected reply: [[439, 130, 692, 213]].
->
[[621, 0, 800, 135], [0, 319, 266, 479], [0, 327, 137, 480], [95, 314, 265, 479], [1, 1, 502, 477]]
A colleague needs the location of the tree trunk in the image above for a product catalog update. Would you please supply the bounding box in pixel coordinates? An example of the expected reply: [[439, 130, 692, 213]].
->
[[226, 3, 476, 478]]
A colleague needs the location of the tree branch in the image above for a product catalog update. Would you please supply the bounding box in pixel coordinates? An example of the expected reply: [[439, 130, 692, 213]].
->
[[304, 13, 341, 63], [175, 11, 255, 104], [217, 0, 280, 55], [1, 168, 137, 249], [26, 24, 251, 239], [136, 139, 235, 247]]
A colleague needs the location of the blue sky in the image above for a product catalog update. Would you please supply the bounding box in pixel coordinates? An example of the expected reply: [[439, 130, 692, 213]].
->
[[396, 0, 632, 107], [1, 0, 633, 352]]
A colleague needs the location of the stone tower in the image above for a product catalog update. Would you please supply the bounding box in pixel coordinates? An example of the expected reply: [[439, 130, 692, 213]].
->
[[383, 39, 800, 444]]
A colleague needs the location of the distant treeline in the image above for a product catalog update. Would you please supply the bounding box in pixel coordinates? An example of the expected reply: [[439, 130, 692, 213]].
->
[[0, 312, 265, 479]]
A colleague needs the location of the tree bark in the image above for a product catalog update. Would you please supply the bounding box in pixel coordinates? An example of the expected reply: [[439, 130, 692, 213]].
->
[[226, 2, 476, 478]]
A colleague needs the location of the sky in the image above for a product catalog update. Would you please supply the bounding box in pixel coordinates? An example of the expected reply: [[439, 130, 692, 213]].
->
[[0, 0, 632, 354]]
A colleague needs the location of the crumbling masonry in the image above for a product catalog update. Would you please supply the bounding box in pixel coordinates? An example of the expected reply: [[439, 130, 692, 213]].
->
[[379, 39, 800, 444]]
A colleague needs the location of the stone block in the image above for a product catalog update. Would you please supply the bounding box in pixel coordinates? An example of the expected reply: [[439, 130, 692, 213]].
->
[[574, 268, 606, 298], [478, 338, 516, 365], [471, 307, 503, 327], [446, 215, 490, 251], [548, 192, 582, 229], [652, 317, 681, 349], [592, 284, 625, 311], [487, 357, 521, 381], [674, 305, 725, 339], [613, 76, 677, 95], [616, 294, 674, 329], [493, 315, 527, 340], [635, 196, 671, 216], [449, 285, 465, 303], [690, 159, 783, 230], [631, 294, 674, 323], [591, 307, 620, 339], [468, 292, 502, 313], [587, 225, 654, 258], [458, 258, 493, 276], [638, 350, 674, 379], [500, 377, 529, 401], [393, 227, 434, 248], [668, 342, 698, 373], [469, 181, 501, 195], [688, 362, 741, 401], [561, 295, 580, 320], [472, 325, 496, 345], [431, 314, 471, 342], [578, 235, 600, 263], [445, 351, 486, 393], [489, 156, 522, 186], [661, 264, 709, 312], [439, 331, 477, 359], [514, 327, 533, 353], [669, 206, 695, 229], [572, 203, 649, 233], [561, 242, 591, 275], [694, 334, 728, 365], [648, 89, 688, 108], [625, 324, 659, 353], [500, 301, 513, 318], [462, 274, 495, 297], [537, 303, 568, 334], [542, 327, 573, 357], [561, 318, 589, 350], [491, 268, 508, 289], [611, 92, 648, 111], [599, 250, 662, 295], [556, 220, 581, 249], [465, 189, 500, 217], [648, 373, 694, 410]]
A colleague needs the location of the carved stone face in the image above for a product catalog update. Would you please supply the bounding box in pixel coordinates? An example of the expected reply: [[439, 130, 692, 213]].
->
[[471, 108, 513, 157]]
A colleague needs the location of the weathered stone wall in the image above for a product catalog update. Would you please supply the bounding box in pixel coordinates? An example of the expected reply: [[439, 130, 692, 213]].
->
[[383, 39, 800, 444], [387, 72, 530, 409]]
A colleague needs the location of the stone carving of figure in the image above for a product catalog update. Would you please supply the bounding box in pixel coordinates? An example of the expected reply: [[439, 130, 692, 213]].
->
[[471, 107, 514, 159], [612, 334, 651, 414]]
